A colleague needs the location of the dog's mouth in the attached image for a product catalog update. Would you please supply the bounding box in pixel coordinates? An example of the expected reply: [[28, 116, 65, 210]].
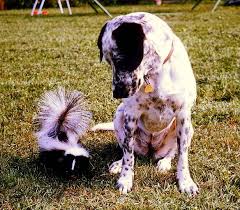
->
[[113, 84, 139, 99], [113, 84, 130, 99], [113, 77, 140, 99]]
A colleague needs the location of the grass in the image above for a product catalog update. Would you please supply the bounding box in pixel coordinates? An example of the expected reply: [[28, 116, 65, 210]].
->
[[0, 3, 239, 209]]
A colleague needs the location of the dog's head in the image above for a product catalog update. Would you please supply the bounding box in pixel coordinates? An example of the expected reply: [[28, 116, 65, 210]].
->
[[98, 22, 146, 99]]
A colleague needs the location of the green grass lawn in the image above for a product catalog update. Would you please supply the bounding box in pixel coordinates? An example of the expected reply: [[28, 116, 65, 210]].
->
[[0, 3, 239, 209]]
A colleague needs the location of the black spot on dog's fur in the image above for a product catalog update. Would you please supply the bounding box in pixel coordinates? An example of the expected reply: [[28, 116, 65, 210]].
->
[[151, 97, 158, 103], [124, 125, 131, 133], [183, 147, 188, 153], [137, 79, 141, 88], [181, 119, 185, 125], [123, 143, 133, 153], [177, 136, 181, 155], [112, 22, 145, 73], [132, 81, 137, 89]]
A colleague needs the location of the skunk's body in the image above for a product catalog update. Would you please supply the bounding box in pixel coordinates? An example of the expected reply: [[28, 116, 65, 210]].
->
[[35, 88, 92, 174]]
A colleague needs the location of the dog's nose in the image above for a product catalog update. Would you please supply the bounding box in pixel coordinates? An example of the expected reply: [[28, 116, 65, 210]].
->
[[113, 85, 129, 99]]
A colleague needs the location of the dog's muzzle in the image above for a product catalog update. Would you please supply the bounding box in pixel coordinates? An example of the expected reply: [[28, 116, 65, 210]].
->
[[113, 82, 129, 98]]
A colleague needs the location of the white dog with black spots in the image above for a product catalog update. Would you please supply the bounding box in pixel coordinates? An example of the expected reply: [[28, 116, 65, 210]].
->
[[93, 12, 199, 196]]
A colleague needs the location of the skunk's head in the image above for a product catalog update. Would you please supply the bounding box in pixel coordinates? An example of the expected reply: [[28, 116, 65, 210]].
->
[[37, 128, 91, 176], [39, 145, 90, 176]]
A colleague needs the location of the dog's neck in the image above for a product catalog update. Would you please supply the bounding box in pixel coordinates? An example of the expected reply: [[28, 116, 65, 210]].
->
[[141, 42, 174, 95]]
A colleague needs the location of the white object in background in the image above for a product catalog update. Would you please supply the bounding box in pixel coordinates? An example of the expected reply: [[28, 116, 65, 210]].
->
[[31, 0, 72, 16]]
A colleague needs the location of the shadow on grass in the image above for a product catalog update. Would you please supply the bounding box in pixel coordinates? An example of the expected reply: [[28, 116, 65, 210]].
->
[[1, 136, 178, 208], [0, 141, 122, 189], [1, 142, 122, 205], [2, 140, 158, 183], [2, 141, 121, 182]]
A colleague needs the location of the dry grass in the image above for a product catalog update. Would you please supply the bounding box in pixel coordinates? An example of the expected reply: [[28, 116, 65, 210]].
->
[[0, 3, 239, 209]]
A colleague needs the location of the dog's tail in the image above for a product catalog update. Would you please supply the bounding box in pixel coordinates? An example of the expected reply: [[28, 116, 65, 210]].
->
[[91, 122, 114, 131], [35, 87, 92, 140]]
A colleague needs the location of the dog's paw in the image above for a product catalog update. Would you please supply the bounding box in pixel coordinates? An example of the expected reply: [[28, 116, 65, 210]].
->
[[178, 178, 199, 196], [156, 158, 171, 173], [117, 175, 133, 194], [109, 159, 122, 174]]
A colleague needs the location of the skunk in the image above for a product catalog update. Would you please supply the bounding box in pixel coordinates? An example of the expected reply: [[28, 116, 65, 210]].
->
[[34, 87, 92, 175]]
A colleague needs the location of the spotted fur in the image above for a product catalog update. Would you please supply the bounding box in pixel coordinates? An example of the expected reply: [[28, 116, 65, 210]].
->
[[94, 12, 199, 196]]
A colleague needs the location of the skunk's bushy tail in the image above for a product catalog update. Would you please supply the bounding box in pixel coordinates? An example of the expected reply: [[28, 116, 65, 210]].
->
[[35, 87, 92, 139]]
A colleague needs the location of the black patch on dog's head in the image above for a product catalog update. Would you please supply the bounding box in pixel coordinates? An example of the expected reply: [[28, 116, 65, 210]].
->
[[97, 23, 108, 62], [112, 22, 145, 73]]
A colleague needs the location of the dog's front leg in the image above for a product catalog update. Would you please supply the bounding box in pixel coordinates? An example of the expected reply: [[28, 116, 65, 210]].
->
[[176, 110, 199, 196], [117, 111, 138, 194]]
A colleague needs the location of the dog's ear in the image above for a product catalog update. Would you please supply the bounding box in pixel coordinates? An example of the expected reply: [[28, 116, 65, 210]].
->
[[112, 22, 145, 72], [97, 23, 108, 62]]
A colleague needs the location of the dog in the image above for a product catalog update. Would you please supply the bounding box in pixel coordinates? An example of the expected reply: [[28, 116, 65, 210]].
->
[[93, 12, 199, 195], [34, 87, 92, 175]]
